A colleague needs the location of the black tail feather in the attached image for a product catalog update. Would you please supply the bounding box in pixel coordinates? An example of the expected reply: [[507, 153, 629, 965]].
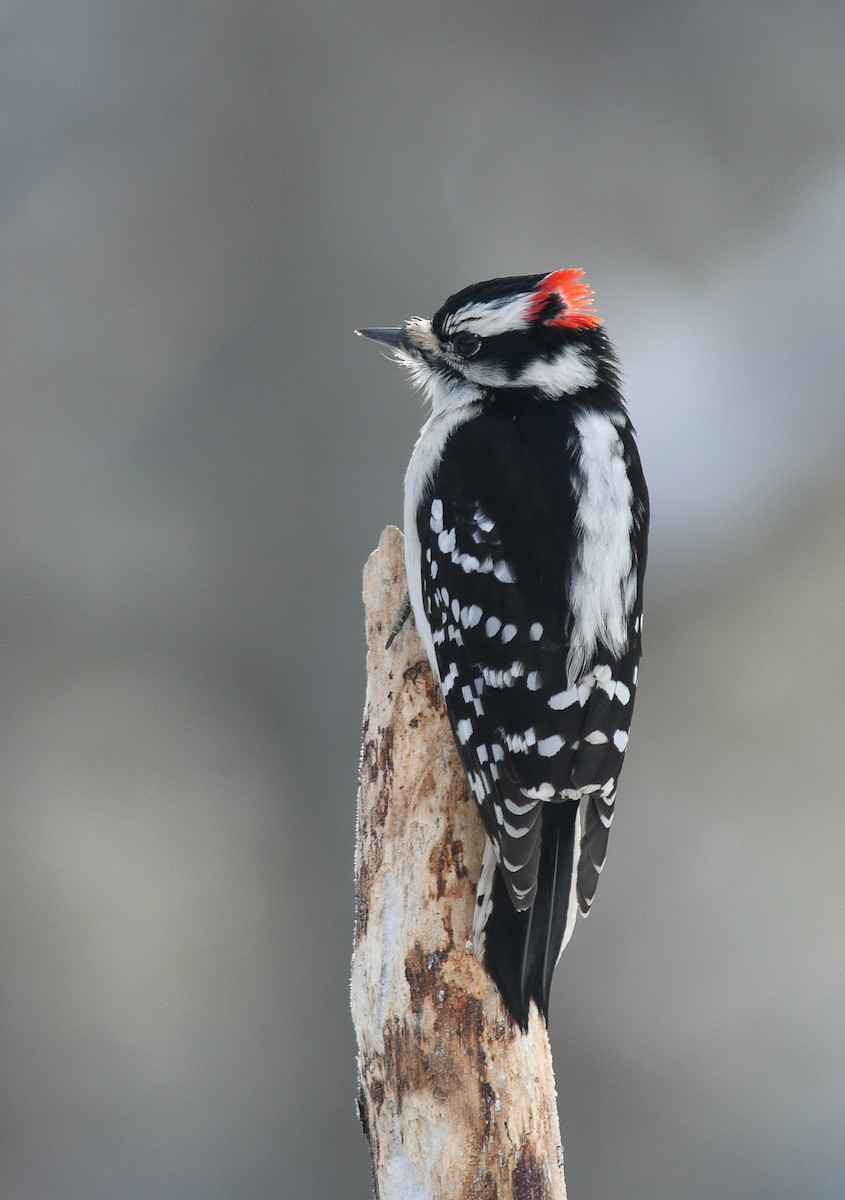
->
[[481, 803, 579, 1030], [540, 821, 563, 1008]]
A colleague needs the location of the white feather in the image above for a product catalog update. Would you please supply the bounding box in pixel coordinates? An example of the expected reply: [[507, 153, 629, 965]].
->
[[513, 345, 598, 394], [557, 807, 582, 961], [566, 411, 636, 684], [442, 292, 533, 337], [470, 840, 499, 961]]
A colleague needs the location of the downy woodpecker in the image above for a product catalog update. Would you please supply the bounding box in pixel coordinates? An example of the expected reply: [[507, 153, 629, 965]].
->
[[357, 270, 648, 1030]]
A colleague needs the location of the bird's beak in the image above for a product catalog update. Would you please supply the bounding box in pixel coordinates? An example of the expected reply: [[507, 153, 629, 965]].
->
[[355, 326, 405, 349]]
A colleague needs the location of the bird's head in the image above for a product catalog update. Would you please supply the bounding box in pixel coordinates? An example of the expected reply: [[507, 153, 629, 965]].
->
[[357, 270, 613, 410]]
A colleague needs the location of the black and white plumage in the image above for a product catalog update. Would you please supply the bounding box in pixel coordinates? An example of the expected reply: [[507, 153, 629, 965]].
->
[[357, 270, 649, 1030]]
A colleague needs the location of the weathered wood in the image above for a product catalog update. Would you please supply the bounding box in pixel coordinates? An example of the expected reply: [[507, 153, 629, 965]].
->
[[352, 525, 568, 1200]]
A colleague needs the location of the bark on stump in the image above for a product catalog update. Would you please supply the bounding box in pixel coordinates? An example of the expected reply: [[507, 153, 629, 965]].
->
[[352, 525, 568, 1200]]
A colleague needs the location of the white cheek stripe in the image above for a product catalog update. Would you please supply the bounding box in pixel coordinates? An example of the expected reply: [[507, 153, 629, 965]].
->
[[566, 410, 636, 685], [512, 346, 598, 395]]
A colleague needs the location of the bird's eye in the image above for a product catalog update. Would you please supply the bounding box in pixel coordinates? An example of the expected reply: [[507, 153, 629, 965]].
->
[[451, 333, 481, 358]]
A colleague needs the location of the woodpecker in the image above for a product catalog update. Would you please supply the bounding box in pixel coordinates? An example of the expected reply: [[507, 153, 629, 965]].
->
[[357, 270, 648, 1030]]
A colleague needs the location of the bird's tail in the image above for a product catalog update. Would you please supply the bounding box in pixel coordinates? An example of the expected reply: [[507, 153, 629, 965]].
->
[[473, 803, 581, 1031]]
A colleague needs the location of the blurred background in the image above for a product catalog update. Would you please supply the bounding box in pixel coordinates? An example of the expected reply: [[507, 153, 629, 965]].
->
[[1, 1, 844, 1196]]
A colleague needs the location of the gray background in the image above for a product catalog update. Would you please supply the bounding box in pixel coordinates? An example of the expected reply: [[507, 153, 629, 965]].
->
[[2, 2, 844, 1197]]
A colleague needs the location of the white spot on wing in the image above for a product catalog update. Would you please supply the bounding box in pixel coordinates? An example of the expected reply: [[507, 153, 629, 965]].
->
[[577, 680, 593, 705], [461, 604, 483, 628], [468, 772, 486, 801], [482, 660, 525, 688], [537, 734, 565, 757], [456, 718, 473, 744], [441, 662, 459, 694], [458, 554, 481, 573], [505, 728, 536, 753], [438, 528, 456, 554]]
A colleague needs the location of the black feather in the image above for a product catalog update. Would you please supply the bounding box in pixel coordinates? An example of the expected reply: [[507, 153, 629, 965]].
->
[[480, 804, 579, 1030]]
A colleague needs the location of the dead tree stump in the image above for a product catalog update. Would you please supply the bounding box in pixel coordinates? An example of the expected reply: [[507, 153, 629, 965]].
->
[[351, 525, 568, 1200]]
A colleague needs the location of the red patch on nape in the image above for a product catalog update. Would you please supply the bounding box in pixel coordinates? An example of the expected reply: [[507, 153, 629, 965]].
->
[[527, 268, 600, 329]]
